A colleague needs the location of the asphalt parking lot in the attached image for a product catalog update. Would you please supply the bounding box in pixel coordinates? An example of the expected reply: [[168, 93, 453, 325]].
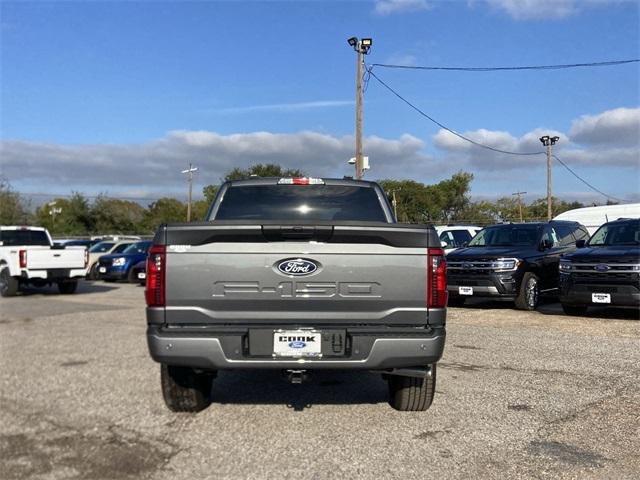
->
[[1, 282, 638, 480]]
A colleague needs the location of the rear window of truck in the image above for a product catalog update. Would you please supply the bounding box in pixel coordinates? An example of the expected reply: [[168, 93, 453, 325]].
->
[[213, 185, 388, 222], [0, 230, 50, 246]]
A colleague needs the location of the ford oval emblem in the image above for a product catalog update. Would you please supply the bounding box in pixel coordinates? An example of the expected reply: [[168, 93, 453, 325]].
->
[[594, 264, 610, 272], [289, 341, 306, 349], [277, 258, 318, 276]]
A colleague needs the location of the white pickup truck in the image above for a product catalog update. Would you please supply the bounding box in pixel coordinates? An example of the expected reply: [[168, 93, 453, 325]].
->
[[0, 226, 88, 297]]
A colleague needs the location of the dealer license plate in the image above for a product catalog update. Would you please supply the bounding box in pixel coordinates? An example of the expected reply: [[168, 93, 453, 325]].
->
[[273, 330, 322, 358], [459, 286, 474, 296], [592, 293, 611, 304], [138, 272, 146, 279], [98, 266, 106, 273]]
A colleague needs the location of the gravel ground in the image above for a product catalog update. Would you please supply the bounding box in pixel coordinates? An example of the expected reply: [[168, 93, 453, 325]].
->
[[1, 282, 638, 480]]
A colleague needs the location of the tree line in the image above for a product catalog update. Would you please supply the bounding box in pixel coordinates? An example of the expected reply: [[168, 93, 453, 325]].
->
[[1, 165, 589, 236]]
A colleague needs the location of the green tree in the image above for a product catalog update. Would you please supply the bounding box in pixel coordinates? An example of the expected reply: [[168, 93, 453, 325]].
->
[[0, 177, 31, 225], [92, 196, 146, 234], [34, 196, 92, 236], [203, 184, 219, 204], [224, 163, 305, 181], [143, 198, 187, 231]]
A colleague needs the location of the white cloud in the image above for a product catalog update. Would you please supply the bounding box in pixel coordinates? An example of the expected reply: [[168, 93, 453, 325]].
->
[[481, 0, 622, 20], [569, 107, 640, 146], [0, 131, 442, 198], [211, 100, 354, 115], [374, 0, 431, 16], [384, 53, 418, 66]]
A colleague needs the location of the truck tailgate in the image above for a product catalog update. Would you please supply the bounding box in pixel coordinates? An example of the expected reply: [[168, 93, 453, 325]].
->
[[165, 242, 428, 326], [27, 247, 86, 270]]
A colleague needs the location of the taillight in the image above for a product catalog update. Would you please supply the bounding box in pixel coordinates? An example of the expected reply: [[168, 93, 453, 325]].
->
[[84, 249, 89, 268], [19, 250, 27, 268], [145, 245, 166, 307], [427, 248, 447, 308]]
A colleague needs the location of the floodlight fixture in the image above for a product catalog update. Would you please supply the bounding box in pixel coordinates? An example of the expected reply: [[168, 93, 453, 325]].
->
[[347, 37, 358, 49], [539, 135, 550, 146], [550, 136, 560, 145]]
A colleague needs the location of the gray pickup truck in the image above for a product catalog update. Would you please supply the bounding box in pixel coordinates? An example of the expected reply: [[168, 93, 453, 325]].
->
[[145, 177, 447, 412]]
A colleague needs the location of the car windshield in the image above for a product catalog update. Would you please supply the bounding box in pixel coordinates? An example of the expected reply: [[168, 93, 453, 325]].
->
[[89, 241, 115, 253], [213, 184, 388, 222], [588, 221, 640, 246], [122, 241, 152, 254], [468, 225, 540, 247], [0, 229, 50, 246]]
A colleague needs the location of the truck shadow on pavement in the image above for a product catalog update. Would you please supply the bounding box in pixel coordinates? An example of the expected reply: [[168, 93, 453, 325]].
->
[[210, 369, 389, 411]]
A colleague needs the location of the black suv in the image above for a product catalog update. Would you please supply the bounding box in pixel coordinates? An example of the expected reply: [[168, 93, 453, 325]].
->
[[446, 221, 589, 310], [559, 218, 640, 315]]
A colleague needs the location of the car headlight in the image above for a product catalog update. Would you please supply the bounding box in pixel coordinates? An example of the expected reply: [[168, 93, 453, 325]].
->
[[491, 258, 520, 271], [559, 260, 572, 272], [112, 257, 126, 267]]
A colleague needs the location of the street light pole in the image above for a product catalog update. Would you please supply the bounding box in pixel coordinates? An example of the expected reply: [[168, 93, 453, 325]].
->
[[539, 136, 559, 221], [347, 37, 372, 180], [181, 164, 198, 222]]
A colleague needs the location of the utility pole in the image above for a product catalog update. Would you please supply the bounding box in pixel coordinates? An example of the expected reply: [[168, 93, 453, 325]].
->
[[347, 37, 372, 179], [539, 135, 559, 221], [511, 191, 527, 222], [181, 164, 198, 222], [47, 201, 62, 231]]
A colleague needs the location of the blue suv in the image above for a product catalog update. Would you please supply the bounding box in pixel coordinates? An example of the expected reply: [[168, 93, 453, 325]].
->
[[98, 241, 152, 282]]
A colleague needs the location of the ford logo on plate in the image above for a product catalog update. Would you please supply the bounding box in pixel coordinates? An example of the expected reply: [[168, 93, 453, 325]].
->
[[277, 258, 318, 276], [289, 341, 306, 349], [594, 264, 610, 272]]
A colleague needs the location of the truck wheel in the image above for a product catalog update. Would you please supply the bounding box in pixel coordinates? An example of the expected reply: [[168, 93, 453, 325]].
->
[[58, 280, 78, 294], [448, 297, 466, 307], [514, 272, 539, 310], [127, 268, 137, 283], [562, 304, 588, 316], [87, 264, 98, 281], [160, 364, 213, 412], [388, 365, 436, 412], [0, 266, 19, 297]]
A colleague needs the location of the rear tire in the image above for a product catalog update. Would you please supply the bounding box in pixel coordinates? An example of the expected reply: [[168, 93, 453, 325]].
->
[[448, 297, 466, 307], [515, 272, 539, 311], [562, 304, 588, 316], [388, 365, 436, 412], [58, 280, 78, 294], [0, 266, 19, 297], [160, 364, 213, 412]]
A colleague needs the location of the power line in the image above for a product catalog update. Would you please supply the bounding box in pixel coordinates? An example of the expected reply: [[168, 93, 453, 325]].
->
[[365, 65, 544, 156], [365, 65, 624, 203], [552, 155, 625, 203], [370, 59, 639, 72]]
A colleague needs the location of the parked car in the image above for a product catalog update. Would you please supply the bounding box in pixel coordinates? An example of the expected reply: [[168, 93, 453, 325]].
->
[[0, 226, 87, 296], [145, 177, 447, 412], [130, 260, 147, 285], [446, 221, 589, 310], [86, 241, 134, 280], [97, 241, 152, 282], [435, 225, 482, 254], [559, 218, 640, 315]]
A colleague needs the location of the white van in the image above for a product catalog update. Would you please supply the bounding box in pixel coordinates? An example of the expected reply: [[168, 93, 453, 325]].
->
[[553, 203, 640, 235]]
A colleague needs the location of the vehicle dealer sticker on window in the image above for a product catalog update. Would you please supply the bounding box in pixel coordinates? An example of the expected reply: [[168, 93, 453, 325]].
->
[[273, 330, 322, 357]]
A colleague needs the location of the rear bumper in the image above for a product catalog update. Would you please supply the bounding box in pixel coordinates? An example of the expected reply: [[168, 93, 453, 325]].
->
[[146, 325, 446, 370], [20, 269, 87, 281]]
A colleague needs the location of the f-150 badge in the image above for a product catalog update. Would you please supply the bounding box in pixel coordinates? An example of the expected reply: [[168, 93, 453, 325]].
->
[[277, 258, 318, 276]]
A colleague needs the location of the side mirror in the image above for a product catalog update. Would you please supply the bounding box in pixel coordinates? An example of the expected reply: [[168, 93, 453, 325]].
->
[[575, 239, 586, 248], [441, 241, 448, 248], [540, 239, 553, 250]]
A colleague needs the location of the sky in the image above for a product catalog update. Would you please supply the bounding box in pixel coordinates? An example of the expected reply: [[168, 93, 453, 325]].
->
[[1, 0, 639, 206]]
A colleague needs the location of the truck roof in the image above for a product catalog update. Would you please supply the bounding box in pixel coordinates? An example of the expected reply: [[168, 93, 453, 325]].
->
[[224, 177, 378, 187], [0, 226, 47, 231]]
